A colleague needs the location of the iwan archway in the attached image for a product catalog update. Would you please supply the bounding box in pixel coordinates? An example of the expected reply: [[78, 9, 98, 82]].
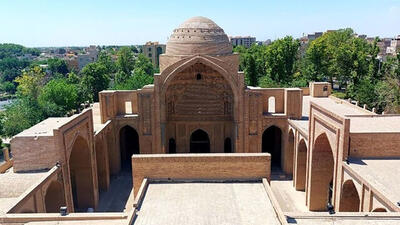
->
[[69, 136, 95, 212], [262, 126, 282, 169], [119, 125, 139, 169], [190, 129, 210, 153], [308, 133, 335, 211]]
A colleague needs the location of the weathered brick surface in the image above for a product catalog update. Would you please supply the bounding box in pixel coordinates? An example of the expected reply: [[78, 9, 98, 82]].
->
[[131, 153, 271, 196]]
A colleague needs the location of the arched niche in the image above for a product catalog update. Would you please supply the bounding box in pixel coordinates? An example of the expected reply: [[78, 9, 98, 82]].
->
[[45, 180, 66, 213], [262, 126, 282, 169], [295, 139, 307, 191], [119, 125, 139, 169], [308, 133, 335, 211], [69, 136, 95, 212], [190, 129, 210, 153], [339, 180, 361, 212]]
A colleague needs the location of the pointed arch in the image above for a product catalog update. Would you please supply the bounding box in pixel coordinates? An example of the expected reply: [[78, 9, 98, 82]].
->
[[190, 129, 210, 153], [119, 125, 139, 169], [262, 126, 282, 169], [339, 180, 361, 212], [45, 181, 66, 213], [372, 208, 387, 212], [286, 129, 295, 175], [308, 133, 335, 211], [160, 55, 239, 123], [69, 135, 95, 211], [294, 138, 307, 191]]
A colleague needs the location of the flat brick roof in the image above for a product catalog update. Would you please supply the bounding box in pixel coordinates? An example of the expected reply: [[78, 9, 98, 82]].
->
[[349, 116, 400, 133], [347, 158, 400, 207]]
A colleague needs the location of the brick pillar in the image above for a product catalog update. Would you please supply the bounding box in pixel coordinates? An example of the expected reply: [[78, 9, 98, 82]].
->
[[99, 91, 117, 123], [285, 88, 303, 119]]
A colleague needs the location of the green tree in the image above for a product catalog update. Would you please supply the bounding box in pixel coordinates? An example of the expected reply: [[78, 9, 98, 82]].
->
[[1, 98, 44, 137], [97, 51, 117, 74], [0, 57, 30, 82], [117, 47, 135, 75], [234, 45, 267, 86], [264, 36, 300, 84], [38, 78, 79, 116], [0, 81, 15, 93], [81, 63, 110, 102], [375, 53, 400, 113], [15, 66, 45, 100], [47, 58, 69, 76], [245, 54, 258, 86], [114, 68, 154, 90], [134, 54, 154, 76]]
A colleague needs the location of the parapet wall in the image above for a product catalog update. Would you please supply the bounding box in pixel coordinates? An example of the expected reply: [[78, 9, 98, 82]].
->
[[131, 153, 271, 196]]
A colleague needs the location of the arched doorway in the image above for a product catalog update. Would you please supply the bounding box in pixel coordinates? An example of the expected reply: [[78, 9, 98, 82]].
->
[[339, 180, 360, 212], [372, 208, 387, 212], [295, 139, 307, 191], [69, 136, 95, 212], [169, 138, 176, 154], [286, 129, 295, 175], [119, 126, 139, 169], [308, 133, 334, 211], [224, 138, 232, 153], [190, 129, 210, 153], [45, 181, 66, 213], [262, 126, 282, 169]]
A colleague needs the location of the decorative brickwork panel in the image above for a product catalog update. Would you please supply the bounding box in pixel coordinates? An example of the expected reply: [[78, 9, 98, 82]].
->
[[141, 94, 152, 135], [166, 63, 233, 121]]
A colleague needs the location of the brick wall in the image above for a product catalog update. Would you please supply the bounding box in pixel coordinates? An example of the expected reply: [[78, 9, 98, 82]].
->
[[131, 153, 271, 196]]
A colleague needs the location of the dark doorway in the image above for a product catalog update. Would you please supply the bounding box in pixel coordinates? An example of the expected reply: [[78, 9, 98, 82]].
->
[[69, 136, 95, 211], [224, 138, 232, 153], [45, 181, 65, 213], [262, 126, 282, 168], [119, 126, 139, 169], [190, 129, 210, 153], [169, 138, 176, 153]]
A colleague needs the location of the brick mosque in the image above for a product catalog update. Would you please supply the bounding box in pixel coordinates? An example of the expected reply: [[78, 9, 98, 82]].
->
[[1, 16, 400, 225]]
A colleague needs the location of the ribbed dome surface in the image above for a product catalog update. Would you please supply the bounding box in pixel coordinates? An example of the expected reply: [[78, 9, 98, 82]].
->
[[166, 16, 232, 55]]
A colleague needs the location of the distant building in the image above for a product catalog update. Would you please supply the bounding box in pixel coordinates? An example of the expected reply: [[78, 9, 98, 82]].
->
[[77, 45, 98, 70], [386, 35, 400, 56], [263, 39, 272, 45], [357, 34, 367, 39], [307, 32, 323, 41], [142, 41, 166, 68], [229, 36, 256, 48], [64, 56, 79, 72], [377, 38, 392, 58]]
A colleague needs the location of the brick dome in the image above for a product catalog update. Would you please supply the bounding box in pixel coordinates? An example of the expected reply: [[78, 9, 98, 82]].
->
[[166, 16, 232, 56]]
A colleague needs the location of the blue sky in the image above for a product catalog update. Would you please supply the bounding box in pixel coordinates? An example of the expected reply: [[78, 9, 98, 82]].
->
[[0, 0, 399, 47]]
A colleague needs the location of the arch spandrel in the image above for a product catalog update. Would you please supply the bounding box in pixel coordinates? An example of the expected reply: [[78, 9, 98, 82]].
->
[[313, 131, 336, 162]]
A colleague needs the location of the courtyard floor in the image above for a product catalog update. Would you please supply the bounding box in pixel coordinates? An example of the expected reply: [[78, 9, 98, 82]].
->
[[270, 169, 309, 213], [97, 170, 134, 212]]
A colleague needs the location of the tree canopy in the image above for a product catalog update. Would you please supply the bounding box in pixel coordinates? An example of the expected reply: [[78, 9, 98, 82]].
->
[[81, 62, 110, 102], [47, 58, 69, 76]]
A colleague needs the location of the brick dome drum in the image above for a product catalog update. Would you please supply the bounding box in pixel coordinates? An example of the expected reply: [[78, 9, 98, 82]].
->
[[166, 16, 232, 55]]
